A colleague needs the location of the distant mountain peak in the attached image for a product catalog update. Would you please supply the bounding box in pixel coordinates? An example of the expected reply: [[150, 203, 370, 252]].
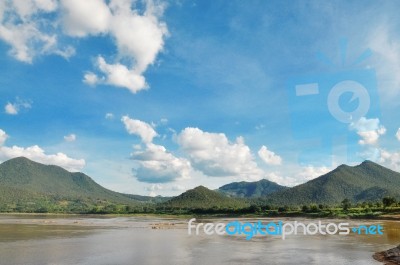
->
[[0, 156, 140, 207], [3, 156, 32, 164], [266, 160, 400, 205], [164, 185, 247, 209], [218, 178, 287, 198]]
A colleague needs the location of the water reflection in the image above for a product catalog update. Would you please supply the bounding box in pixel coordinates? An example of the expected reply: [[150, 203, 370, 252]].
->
[[0, 216, 398, 265]]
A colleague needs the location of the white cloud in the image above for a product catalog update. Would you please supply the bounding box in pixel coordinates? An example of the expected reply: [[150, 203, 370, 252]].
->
[[349, 117, 386, 145], [258, 145, 282, 165], [0, 0, 72, 63], [0, 129, 8, 145], [61, 0, 111, 37], [131, 143, 191, 183], [105, 113, 114, 120], [87, 56, 148, 93], [379, 149, 400, 171], [177, 127, 263, 180], [145, 183, 163, 196], [265, 172, 298, 187], [0, 129, 85, 172], [1, 0, 167, 92], [64, 133, 76, 142], [83, 72, 99, 86], [121, 116, 157, 144], [4, 103, 17, 115], [65, 0, 168, 93], [121, 117, 193, 184], [4, 98, 32, 115], [298, 165, 331, 181], [396, 128, 400, 141]]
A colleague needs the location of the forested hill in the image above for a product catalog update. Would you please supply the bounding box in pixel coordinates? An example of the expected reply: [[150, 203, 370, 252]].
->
[[218, 179, 288, 198], [0, 157, 140, 210], [265, 160, 400, 205]]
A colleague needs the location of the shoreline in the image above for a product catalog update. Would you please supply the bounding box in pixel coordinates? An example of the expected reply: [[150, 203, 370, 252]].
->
[[1, 212, 400, 221], [373, 245, 400, 265]]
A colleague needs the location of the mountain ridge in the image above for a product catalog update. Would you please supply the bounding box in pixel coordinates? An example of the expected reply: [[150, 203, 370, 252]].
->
[[264, 160, 400, 205], [218, 178, 288, 198], [0, 157, 141, 211]]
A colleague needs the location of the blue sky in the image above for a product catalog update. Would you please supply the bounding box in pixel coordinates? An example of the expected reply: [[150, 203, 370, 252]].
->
[[1, 0, 400, 196]]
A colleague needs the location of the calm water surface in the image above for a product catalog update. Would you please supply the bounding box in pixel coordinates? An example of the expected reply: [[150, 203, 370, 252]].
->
[[0, 215, 399, 265]]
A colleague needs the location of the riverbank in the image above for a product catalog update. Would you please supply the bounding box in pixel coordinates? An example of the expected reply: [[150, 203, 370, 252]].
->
[[1, 211, 400, 221], [374, 245, 400, 265]]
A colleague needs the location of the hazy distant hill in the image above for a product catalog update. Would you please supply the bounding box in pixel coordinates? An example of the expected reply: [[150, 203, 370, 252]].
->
[[0, 157, 140, 210], [218, 179, 288, 198], [164, 186, 248, 209], [265, 161, 400, 205]]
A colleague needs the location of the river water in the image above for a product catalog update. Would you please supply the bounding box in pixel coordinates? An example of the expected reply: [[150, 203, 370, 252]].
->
[[0, 215, 398, 265]]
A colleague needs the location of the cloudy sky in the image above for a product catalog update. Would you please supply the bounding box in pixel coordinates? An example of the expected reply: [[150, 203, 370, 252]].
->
[[1, 0, 400, 196]]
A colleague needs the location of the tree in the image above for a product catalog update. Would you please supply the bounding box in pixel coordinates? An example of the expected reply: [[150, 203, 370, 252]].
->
[[382, 197, 396, 208], [341, 198, 351, 211], [302, 205, 309, 213]]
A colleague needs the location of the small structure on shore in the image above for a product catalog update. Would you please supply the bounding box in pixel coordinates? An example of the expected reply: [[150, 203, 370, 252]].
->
[[374, 245, 400, 265]]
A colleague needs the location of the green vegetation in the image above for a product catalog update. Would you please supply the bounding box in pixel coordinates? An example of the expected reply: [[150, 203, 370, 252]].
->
[[163, 186, 249, 212], [218, 179, 287, 198], [264, 161, 400, 205], [1, 157, 400, 218], [0, 157, 142, 213]]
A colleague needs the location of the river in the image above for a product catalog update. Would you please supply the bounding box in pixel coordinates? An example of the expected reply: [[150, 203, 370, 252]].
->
[[0, 215, 398, 265]]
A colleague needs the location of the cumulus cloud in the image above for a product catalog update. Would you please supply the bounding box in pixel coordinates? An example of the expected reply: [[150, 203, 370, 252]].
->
[[349, 117, 386, 145], [379, 149, 400, 171], [121, 116, 192, 183], [265, 172, 298, 187], [0, 129, 85, 172], [64, 133, 76, 142], [131, 143, 191, 183], [258, 145, 282, 165], [264, 165, 331, 187], [0, 0, 73, 63], [298, 165, 331, 182], [177, 127, 263, 180], [85, 56, 147, 93], [396, 128, 400, 141], [61, 0, 111, 37], [1, 0, 167, 92], [121, 116, 157, 144], [4, 98, 32, 115], [69, 0, 168, 93], [0, 129, 8, 145]]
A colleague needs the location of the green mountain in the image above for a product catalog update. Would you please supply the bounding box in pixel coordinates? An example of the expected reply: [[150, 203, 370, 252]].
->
[[218, 179, 288, 198], [164, 186, 248, 209], [0, 157, 141, 212], [265, 160, 400, 205], [122, 193, 171, 203]]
